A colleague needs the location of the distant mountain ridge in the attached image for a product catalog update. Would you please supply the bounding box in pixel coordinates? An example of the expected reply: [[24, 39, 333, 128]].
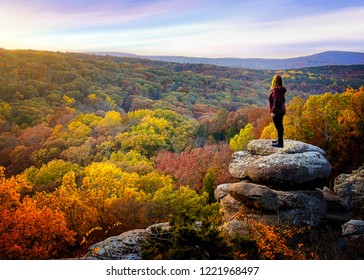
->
[[86, 51, 364, 70]]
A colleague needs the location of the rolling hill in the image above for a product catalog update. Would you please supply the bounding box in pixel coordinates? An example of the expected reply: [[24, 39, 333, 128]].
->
[[87, 51, 364, 70]]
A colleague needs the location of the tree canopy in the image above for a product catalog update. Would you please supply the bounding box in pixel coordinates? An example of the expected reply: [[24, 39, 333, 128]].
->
[[0, 49, 363, 259]]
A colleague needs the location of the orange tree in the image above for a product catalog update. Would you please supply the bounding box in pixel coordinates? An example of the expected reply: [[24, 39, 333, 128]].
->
[[0, 167, 75, 259]]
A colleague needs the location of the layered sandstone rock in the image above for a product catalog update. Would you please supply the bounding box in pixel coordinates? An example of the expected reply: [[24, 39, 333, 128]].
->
[[229, 139, 332, 190], [218, 139, 332, 236], [215, 182, 326, 235]]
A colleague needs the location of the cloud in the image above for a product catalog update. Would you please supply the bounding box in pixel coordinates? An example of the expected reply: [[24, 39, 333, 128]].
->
[[172, 5, 364, 57], [1, 0, 363, 57]]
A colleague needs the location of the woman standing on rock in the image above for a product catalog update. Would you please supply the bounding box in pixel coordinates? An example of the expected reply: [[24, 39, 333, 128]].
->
[[269, 74, 286, 148]]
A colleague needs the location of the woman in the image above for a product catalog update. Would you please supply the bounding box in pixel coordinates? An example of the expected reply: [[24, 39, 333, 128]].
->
[[268, 74, 286, 148]]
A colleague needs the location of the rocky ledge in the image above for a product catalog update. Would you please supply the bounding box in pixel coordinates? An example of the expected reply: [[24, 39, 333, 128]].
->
[[229, 139, 332, 190], [82, 223, 169, 260], [218, 139, 363, 246], [216, 181, 326, 234]]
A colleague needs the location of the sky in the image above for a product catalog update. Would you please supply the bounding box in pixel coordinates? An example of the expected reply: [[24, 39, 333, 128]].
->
[[0, 0, 363, 58]]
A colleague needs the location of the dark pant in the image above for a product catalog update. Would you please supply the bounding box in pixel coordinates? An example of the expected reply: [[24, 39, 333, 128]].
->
[[273, 114, 284, 144]]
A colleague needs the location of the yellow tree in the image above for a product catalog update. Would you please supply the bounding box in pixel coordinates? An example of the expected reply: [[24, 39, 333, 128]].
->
[[80, 162, 150, 239], [338, 87, 364, 139], [229, 123, 254, 151], [260, 122, 277, 140], [260, 96, 305, 140], [283, 96, 305, 140], [95, 110, 123, 136], [300, 93, 343, 149], [335, 87, 364, 172]]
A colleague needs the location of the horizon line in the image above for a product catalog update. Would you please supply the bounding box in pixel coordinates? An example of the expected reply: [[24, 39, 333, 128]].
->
[[2, 47, 364, 60]]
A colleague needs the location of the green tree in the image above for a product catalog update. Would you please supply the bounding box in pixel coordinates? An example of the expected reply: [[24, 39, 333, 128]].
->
[[142, 187, 230, 260], [23, 159, 80, 193], [202, 168, 216, 204], [142, 212, 232, 260]]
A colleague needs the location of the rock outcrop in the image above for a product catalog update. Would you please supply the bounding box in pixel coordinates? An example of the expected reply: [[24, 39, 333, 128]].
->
[[82, 223, 169, 260], [229, 139, 332, 190], [334, 167, 364, 219], [218, 139, 333, 236], [218, 139, 364, 249], [216, 182, 326, 235], [215, 149, 364, 258]]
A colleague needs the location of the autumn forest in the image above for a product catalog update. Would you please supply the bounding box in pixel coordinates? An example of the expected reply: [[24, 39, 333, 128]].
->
[[0, 49, 363, 259]]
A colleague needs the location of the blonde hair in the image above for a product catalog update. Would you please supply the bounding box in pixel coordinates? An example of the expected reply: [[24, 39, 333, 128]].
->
[[270, 75, 283, 90]]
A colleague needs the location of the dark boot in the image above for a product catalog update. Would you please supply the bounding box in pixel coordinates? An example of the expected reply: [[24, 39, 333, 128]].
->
[[272, 140, 284, 148]]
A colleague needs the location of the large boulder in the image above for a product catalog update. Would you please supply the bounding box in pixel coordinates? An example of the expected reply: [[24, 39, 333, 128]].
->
[[82, 223, 169, 260], [216, 182, 326, 235], [334, 167, 364, 219], [229, 139, 332, 190], [214, 183, 230, 201], [228, 181, 283, 211], [276, 189, 326, 228]]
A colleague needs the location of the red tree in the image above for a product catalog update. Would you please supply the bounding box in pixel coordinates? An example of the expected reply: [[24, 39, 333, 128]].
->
[[155, 144, 235, 191]]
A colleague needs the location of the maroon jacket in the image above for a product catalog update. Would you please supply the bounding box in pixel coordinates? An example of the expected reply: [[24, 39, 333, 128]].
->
[[269, 87, 286, 115]]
